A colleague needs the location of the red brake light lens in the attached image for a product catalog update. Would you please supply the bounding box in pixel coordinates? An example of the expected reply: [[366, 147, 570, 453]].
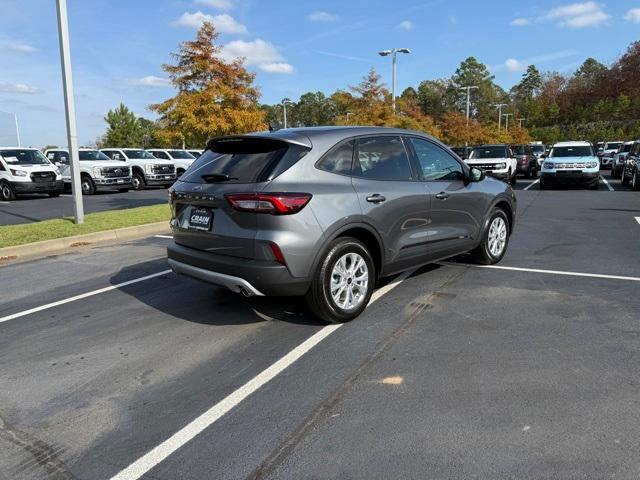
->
[[225, 193, 312, 215]]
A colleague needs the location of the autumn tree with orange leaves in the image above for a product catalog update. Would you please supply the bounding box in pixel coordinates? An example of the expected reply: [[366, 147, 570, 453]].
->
[[151, 22, 266, 147]]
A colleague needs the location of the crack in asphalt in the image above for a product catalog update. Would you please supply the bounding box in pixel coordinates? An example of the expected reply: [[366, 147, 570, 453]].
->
[[247, 266, 469, 480], [0, 414, 77, 480]]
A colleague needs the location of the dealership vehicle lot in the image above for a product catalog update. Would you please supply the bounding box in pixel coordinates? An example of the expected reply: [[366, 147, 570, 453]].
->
[[1, 184, 640, 479]]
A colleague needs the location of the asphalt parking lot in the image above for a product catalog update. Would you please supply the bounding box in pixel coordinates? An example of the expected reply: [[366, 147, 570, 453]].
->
[[0, 189, 168, 225], [1, 183, 640, 479]]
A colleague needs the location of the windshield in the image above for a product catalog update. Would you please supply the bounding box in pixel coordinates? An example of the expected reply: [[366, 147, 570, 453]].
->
[[550, 146, 594, 157], [512, 145, 526, 155], [79, 150, 111, 161], [169, 150, 195, 159], [124, 149, 156, 159], [0, 149, 51, 165], [531, 145, 544, 154], [621, 143, 633, 153], [469, 146, 508, 159], [605, 142, 622, 150]]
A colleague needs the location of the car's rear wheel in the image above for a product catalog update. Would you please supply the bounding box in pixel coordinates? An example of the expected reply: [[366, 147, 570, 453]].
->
[[0, 181, 16, 201], [471, 209, 509, 265], [306, 237, 375, 324]]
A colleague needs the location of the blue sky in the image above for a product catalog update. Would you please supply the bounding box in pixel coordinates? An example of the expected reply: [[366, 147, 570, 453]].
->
[[1, 0, 639, 147]]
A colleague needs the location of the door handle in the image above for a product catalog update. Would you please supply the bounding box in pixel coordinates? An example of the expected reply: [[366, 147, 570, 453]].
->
[[435, 192, 450, 200], [366, 194, 386, 203]]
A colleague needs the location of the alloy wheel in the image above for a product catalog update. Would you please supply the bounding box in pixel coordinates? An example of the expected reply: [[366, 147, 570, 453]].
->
[[330, 252, 369, 311], [488, 216, 507, 257]]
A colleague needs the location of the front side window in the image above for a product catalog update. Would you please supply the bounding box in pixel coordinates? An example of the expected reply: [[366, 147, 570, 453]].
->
[[409, 138, 464, 181], [469, 146, 508, 159], [353, 136, 413, 181], [317, 140, 354, 175], [152, 151, 169, 159]]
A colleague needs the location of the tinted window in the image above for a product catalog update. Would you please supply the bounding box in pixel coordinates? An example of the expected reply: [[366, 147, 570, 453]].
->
[[152, 151, 169, 159], [79, 150, 110, 161], [550, 146, 594, 157], [353, 136, 412, 181], [124, 149, 155, 159], [410, 138, 464, 181], [469, 146, 508, 159], [317, 140, 354, 175], [180, 137, 309, 184], [621, 144, 633, 153]]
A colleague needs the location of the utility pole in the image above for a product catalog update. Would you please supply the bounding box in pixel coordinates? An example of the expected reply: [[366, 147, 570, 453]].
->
[[346, 112, 353, 124], [56, 0, 84, 224], [494, 103, 507, 130], [282, 98, 291, 129], [518, 117, 526, 128], [460, 86, 479, 125], [502, 113, 513, 130], [378, 48, 411, 113]]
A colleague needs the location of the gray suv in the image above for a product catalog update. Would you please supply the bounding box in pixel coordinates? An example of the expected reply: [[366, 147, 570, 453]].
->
[[167, 127, 516, 323]]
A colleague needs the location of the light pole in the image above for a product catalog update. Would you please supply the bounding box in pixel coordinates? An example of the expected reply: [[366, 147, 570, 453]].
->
[[459, 86, 479, 125], [502, 113, 513, 130], [518, 117, 526, 128], [346, 112, 354, 124], [493, 103, 507, 130], [0, 111, 21, 146], [281, 98, 292, 129], [378, 48, 411, 113], [56, 0, 84, 224]]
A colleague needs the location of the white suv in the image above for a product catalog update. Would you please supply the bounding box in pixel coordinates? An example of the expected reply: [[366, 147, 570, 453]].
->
[[146, 149, 196, 177], [44, 148, 132, 195], [466, 144, 518, 185], [100, 148, 176, 190], [0, 147, 64, 201], [540, 141, 600, 190]]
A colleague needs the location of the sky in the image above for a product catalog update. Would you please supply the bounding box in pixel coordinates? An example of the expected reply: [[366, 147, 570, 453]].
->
[[1, 0, 639, 147]]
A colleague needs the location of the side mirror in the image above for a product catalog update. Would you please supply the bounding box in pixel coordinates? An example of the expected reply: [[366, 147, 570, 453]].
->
[[469, 167, 485, 182]]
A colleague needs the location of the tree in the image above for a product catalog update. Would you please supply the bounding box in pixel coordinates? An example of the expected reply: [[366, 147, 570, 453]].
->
[[151, 21, 266, 147], [293, 92, 336, 126], [335, 68, 393, 126], [102, 103, 144, 147], [449, 57, 505, 123], [513, 65, 543, 100], [417, 79, 450, 119]]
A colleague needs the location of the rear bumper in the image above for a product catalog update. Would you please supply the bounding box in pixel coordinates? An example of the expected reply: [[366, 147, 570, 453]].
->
[[541, 172, 598, 185], [167, 242, 310, 296], [12, 180, 64, 193], [516, 163, 531, 173]]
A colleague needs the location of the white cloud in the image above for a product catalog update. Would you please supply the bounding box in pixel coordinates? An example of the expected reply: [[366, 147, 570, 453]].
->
[[0, 82, 42, 94], [510, 17, 530, 26], [544, 1, 610, 28], [505, 58, 527, 72], [624, 8, 640, 23], [127, 76, 171, 87], [171, 11, 247, 33], [194, 0, 235, 10], [260, 62, 294, 74], [5, 41, 37, 53], [397, 20, 415, 30], [220, 39, 294, 74], [308, 11, 338, 22]]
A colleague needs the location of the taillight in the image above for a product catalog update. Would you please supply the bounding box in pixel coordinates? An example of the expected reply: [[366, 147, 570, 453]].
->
[[225, 193, 312, 215]]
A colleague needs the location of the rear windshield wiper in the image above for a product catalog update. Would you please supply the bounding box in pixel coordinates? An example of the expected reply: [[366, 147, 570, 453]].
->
[[201, 174, 238, 183]]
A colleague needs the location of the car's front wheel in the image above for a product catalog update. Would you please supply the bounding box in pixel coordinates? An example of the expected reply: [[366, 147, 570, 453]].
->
[[306, 237, 375, 324], [132, 173, 145, 191], [0, 181, 16, 201], [471, 208, 510, 265]]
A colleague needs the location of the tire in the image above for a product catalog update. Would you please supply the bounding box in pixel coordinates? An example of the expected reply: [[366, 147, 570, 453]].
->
[[177, 169, 185, 178], [305, 237, 375, 324], [0, 181, 16, 201], [510, 170, 517, 186], [621, 168, 629, 186], [633, 169, 640, 192], [117, 188, 129, 193], [81, 175, 95, 195], [132, 173, 145, 191], [531, 166, 537, 179], [471, 208, 510, 265]]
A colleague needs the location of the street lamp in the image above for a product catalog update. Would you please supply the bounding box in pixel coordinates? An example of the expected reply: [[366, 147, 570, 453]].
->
[[459, 86, 479, 125], [493, 103, 507, 130], [502, 113, 513, 130], [0, 111, 21, 146], [378, 48, 411, 113], [518, 117, 526, 128], [281, 98, 292, 129]]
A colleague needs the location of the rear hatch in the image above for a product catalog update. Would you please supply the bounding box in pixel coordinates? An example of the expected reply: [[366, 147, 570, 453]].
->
[[170, 135, 311, 259]]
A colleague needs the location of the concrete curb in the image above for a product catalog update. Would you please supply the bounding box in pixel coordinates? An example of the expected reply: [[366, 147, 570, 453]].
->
[[0, 221, 170, 264]]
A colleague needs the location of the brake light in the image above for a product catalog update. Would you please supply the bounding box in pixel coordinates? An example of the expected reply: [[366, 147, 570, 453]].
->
[[225, 193, 312, 215]]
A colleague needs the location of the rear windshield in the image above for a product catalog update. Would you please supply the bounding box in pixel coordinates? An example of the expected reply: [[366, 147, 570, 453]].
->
[[605, 142, 622, 150], [469, 146, 508, 159], [0, 149, 50, 165], [531, 145, 545, 153], [621, 143, 633, 153], [179, 137, 310, 184], [512, 145, 526, 155], [169, 150, 195, 159], [550, 146, 594, 157], [79, 150, 111, 161]]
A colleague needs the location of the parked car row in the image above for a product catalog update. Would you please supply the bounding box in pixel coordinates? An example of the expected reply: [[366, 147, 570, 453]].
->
[[0, 146, 204, 201]]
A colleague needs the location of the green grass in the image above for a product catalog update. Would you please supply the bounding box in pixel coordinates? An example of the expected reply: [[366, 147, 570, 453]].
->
[[0, 204, 171, 248]]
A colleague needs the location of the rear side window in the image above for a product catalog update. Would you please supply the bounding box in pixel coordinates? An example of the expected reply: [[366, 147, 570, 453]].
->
[[180, 137, 310, 184], [317, 140, 354, 175], [353, 136, 413, 181]]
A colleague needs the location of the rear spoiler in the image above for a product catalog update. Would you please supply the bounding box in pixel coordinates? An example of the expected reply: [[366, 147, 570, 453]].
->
[[206, 132, 312, 153]]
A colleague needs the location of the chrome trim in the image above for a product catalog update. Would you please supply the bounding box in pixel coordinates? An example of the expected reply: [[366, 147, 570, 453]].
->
[[168, 259, 265, 296]]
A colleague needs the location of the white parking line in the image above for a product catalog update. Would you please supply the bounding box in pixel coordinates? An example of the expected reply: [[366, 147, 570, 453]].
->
[[635, 217, 640, 225], [600, 175, 614, 191], [108, 268, 416, 480], [523, 179, 540, 191], [154, 235, 173, 239], [450, 263, 640, 283], [0, 270, 172, 324]]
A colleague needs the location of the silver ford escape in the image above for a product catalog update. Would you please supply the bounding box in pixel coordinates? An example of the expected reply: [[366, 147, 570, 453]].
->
[[167, 127, 516, 323]]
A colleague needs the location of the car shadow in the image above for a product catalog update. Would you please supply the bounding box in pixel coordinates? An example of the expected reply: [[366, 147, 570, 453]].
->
[[109, 259, 324, 327]]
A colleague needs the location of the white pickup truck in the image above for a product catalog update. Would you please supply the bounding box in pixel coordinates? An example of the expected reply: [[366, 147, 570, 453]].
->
[[100, 148, 176, 190], [44, 148, 132, 195], [146, 149, 196, 177]]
